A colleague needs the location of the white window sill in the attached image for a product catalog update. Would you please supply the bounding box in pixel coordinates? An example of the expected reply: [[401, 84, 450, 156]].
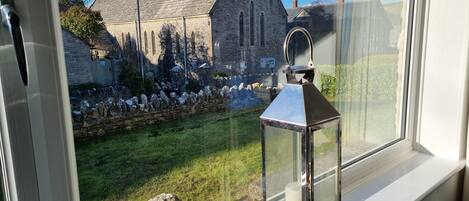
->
[[343, 153, 465, 201]]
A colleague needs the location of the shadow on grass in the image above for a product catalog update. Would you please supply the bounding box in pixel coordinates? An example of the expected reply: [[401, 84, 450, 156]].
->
[[75, 106, 266, 201]]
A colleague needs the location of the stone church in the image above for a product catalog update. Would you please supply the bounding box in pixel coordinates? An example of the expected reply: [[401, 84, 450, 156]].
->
[[91, 0, 288, 77]]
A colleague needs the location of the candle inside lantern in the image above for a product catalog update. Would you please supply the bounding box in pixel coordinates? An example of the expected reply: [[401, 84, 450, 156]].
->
[[285, 182, 302, 201]]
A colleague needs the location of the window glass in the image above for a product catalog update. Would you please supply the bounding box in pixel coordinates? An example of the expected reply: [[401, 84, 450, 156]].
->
[[240, 12, 245, 47], [260, 13, 266, 46], [151, 31, 156, 55], [59, 0, 411, 200]]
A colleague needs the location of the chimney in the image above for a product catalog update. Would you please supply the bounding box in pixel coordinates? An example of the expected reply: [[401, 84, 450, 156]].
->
[[293, 0, 298, 8]]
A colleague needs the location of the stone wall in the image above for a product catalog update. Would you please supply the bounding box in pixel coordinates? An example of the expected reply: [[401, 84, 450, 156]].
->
[[211, 0, 288, 74], [105, 16, 212, 69], [71, 82, 273, 140], [62, 30, 94, 85], [73, 100, 226, 140]]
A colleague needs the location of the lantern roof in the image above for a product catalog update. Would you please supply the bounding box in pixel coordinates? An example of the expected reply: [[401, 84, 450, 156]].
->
[[261, 83, 339, 127]]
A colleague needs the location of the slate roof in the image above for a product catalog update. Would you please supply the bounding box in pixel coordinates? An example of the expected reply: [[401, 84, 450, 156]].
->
[[91, 0, 216, 24], [89, 30, 119, 51], [286, 8, 301, 22], [287, 1, 391, 24]]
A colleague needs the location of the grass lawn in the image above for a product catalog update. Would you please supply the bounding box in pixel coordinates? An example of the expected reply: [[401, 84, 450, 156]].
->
[[75, 107, 265, 201], [75, 99, 399, 201]]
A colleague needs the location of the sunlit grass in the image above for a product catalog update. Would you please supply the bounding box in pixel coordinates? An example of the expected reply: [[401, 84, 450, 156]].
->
[[75, 107, 265, 201]]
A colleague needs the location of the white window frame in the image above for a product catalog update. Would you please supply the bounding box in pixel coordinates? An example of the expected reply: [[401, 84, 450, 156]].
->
[[340, 0, 421, 192], [2, 0, 469, 200], [343, 0, 469, 199]]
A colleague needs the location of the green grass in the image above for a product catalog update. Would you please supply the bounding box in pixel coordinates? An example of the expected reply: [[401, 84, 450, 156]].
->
[[75, 107, 265, 201], [75, 98, 400, 201]]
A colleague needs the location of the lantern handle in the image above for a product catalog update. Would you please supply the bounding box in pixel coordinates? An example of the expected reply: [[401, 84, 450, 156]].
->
[[283, 27, 316, 84]]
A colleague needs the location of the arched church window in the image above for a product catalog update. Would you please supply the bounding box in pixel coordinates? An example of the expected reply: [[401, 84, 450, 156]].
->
[[126, 32, 131, 51], [175, 33, 181, 54], [144, 31, 148, 54], [191, 32, 196, 54], [239, 12, 244, 47], [250, 1, 255, 46], [151, 31, 156, 55], [260, 13, 265, 47], [121, 33, 125, 49]]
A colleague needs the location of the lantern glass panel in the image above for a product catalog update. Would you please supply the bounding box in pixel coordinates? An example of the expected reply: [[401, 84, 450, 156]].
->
[[264, 126, 303, 201], [313, 120, 340, 201]]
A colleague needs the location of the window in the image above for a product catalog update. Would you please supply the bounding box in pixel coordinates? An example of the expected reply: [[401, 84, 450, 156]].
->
[[126, 32, 131, 51], [250, 1, 255, 46], [121, 32, 125, 49], [144, 31, 148, 54], [151, 31, 156, 55], [239, 12, 244, 47], [57, 0, 414, 200], [190, 31, 196, 54], [260, 12, 265, 47], [175, 32, 181, 54], [330, 1, 412, 164]]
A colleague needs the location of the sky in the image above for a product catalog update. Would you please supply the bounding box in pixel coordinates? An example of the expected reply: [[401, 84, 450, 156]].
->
[[281, 0, 402, 9]]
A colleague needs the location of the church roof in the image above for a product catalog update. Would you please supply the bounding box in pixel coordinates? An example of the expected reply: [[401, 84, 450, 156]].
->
[[91, 0, 216, 24]]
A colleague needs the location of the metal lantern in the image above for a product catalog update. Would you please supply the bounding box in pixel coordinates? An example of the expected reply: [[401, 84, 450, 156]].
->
[[260, 27, 341, 201]]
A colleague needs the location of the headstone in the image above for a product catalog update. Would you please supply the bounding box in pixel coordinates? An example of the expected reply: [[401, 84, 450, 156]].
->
[[126, 99, 134, 107], [230, 86, 239, 97], [204, 86, 212, 97], [106, 97, 114, 106], [189, 92, 198, 103], [131, 96, 139, 105], [80, 100, 90, 110], [117, 99, 126, 112], [148, 193, 181, 201], [220, 86, 230, 97], [141, 94, 148, 105], [170, 92, 178, 105], [154, 83, 161, 91], [198, 90, 204, 98], [160, 91, 170, 104], [178, 92, 188, 105]]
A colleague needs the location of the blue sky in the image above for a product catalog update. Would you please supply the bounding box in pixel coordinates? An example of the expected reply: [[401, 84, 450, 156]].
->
[[281, 0, 402, 8]]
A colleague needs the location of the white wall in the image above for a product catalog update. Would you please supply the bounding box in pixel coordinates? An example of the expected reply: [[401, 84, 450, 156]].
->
[[416, 0, 469, 161]]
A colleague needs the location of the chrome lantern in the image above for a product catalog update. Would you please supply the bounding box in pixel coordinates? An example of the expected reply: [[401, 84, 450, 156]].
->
[[260, 27, 341, 201]]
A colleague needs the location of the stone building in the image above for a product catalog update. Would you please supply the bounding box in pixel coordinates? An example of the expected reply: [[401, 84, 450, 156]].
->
[[62, 29, 94, 85], [91, 0, 288, 78], [62, 29, 121, 86]]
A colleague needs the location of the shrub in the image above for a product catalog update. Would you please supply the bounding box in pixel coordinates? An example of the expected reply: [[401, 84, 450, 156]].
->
[[317, 62, 398, 102], [60, 5, 103, 40], [143, 79, 155, 93], [320, 74, 337, 99], [119, 61, 144, 96], [185, 80, 201, 92]]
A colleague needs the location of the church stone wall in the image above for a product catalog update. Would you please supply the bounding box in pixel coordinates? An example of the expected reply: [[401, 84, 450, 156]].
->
[[102, 0, 287, 76], [211, 0, 287, 74], [105, 16, 212, 69]]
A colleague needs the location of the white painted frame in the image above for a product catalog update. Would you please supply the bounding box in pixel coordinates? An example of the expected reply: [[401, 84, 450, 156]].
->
[[3, 0, 469, 200]]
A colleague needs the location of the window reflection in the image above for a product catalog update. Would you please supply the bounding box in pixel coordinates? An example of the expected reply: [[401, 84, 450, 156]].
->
[[60, 0, 411, 200]]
